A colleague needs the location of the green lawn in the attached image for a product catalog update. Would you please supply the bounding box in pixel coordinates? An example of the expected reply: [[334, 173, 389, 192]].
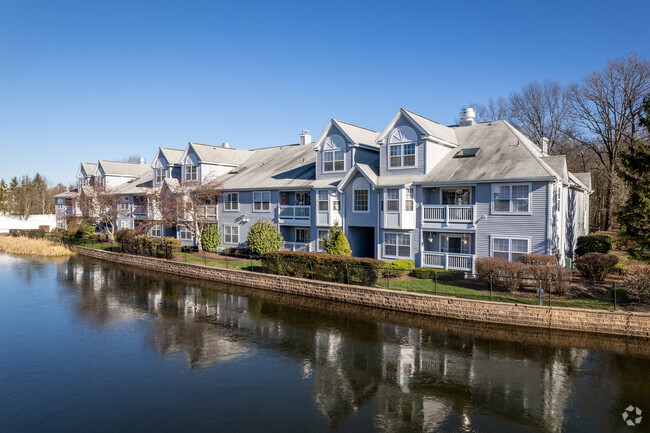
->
[[376, 278, 615, 310]]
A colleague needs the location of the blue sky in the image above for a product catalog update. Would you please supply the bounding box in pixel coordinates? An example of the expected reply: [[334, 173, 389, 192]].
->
[[1, 0, 649, 185]]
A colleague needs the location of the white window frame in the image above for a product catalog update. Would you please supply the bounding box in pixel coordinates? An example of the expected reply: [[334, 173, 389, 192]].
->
[[386, 188, 400, 212], [295, 191, 310, 206], [253, 191, 270, 212], [441, 188, 472, 206], [318, 190, 329, 212], [322, 149, 345, 173], [317, 229, 329, 252], [388, 142, 417, 170], [119, 196, 129, 211], [224, 192, 239, 211], [491, 183, 532, 214], [223, 225, 239, 244], [155, 167, 165, 184], [178, 226, 193, 241], [119, 220, 131, 230], [353, 179, 370, 213], [490, 236, 531, 261], [149, 224, 162, 238], [295, 228, 310, 244], [405, 187, 415, 212], [384, 232, 411, 258]]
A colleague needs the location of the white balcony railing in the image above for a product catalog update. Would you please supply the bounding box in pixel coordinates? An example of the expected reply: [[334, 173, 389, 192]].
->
[[279, 205, 311, 221], [422, 252, 475, 272], [422, 205, 474, 224], [282, 241, 311, 252]]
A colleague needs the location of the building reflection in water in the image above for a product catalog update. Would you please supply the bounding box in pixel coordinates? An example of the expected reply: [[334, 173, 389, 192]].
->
[[57, 259, 647, 432]]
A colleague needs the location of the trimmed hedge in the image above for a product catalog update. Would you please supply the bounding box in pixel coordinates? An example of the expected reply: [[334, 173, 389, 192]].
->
[[574, 253, 619, 281], [260, 251, 383, 286], [115, 230, 181, 259], [9, 229, 45, 238], [475, 257, 525, 292], [521, 254, 557, 266], [411, 267, 465, 280], [384, 259, 415, 277], [624, 265, 650, 304], [575, 234, 616, 256]]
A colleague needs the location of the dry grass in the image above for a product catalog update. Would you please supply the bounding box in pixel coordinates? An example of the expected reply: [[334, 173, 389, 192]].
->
[[0, 236, 73, 257]]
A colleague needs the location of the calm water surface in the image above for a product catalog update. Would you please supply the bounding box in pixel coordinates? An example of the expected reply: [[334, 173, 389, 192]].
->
[[0, 254, 648, 433]]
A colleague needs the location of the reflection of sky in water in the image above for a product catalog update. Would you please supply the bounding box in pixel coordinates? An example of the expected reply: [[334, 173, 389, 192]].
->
[[0, 255, 648, 433]]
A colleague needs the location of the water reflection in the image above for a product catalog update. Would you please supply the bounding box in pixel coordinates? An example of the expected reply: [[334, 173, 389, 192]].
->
[[55, 258, 649, 432]]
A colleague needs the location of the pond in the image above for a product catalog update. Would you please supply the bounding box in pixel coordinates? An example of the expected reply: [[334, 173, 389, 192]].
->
[[0, 254, 648, 432]]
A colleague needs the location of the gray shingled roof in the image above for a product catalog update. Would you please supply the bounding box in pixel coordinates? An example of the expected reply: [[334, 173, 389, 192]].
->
[[112, 171, 154, 195], [190, 142, 252, 165], [216, 144, 315, 189], [402, 109, 458, 145], [80, 163, 97, 177], [53, 190, 79, 198], [160, 148, 185, 165], [98, 160, 151, 177], [571, 172, 592, 191], [334, 120, 380, 148]]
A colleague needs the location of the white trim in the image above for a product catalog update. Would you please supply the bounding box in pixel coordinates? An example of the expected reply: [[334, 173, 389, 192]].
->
[[352, 178, 370, 213], [223, 224, 239, 245], [490, 236, 531, 261], [490, 182, 532, 215], [295, 227, 311, 244], [253, 191, 271, 213], [223, 192, 239, 212], [317, 229, 329, 252], [383, 231, 412, 258]]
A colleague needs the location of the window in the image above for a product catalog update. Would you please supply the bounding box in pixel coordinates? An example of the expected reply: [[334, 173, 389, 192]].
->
[[389, 143, 416, 168], [317, 229, 329, 252], [179, 227, 193, 241], [296, 228, 310, 244], [333, 194, 340, 211], [224, 192, 239, 211], [224, 225, 239, 244], [492, 237, 529, 261], [386, 188, 400, 211], [405, 187, 414, 211], [155, 168, 165, 183], [442, 188, 471, 205], [453, 148, 480, 158], [492, 184, 530, 213], [441, 234, 471, 254], [323, 150, 344, 172], [120, 220, 131, 230], [384, 233, 410, 257], [296, 192, 310, 206], [353, 178, 369, 213], [119, 197, 129, 211], [185, 165, 197, 182], [150, 224, 162, 237], [253, 191, 270, 211], [318, 191, 329, 211]]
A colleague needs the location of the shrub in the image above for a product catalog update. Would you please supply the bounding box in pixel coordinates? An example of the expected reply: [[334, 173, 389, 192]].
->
[[9, 229, 45, 239], [411, 267, 465, 280], [624, 264, 650, 304], [97, 234, 109, 243], [322, 222, 351, 256], [38, 225, 50, 232], [575, 234, 616, 256], [64, 219, 82, 236], [574, 253, 619, 281], [384, 259, 415, 277], [526, 266, 572, 295], [521, 254, 557, 266], [160, 237, 182, 260], [247, 219, 284, 255], [223, 247, 251, 257], [137, 237, 159, 257], [475, 257, 524, 292], [260, 251, 382, 286], [201, 225, 221, 252], [115, 230, 137, 253]]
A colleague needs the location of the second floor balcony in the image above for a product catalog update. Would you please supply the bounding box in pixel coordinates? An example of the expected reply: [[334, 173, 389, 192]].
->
[[278, 205, 311, 226], [422, 204, 475, 225]]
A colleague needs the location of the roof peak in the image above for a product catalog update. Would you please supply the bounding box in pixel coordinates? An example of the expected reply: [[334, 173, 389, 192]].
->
[[333, 119, 378, 133]]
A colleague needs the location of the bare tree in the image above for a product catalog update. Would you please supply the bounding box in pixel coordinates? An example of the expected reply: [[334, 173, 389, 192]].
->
[[156, 178, 222, 252], [472, 97, 509, 122], [566, 54, 650, 230], [77, 187, 122, 242]]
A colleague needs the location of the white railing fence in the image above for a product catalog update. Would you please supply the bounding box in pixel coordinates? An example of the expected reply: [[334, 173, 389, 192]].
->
[[422, 205, 474, 223], [422, 252, 474, 272], [279, 205, 311, 221]]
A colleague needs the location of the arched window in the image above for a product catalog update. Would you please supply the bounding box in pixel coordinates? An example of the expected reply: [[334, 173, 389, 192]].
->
[[184, 154, 198, 182], [387, 125, 417, 169], [322, 134, 345, 173], [155, 159, 166, 184], [353, 177, 370, 212]]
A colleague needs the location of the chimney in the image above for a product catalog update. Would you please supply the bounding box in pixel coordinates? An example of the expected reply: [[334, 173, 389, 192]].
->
[[222, 142, 231, 148], [541, 137, 549, 155], [138, 157, 146, 164], [300, 129, 311, 146], [459, 107, 476, 126]]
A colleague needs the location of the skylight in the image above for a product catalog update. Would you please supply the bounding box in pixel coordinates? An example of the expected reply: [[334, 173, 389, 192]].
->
[[454, 148, 480, 158]]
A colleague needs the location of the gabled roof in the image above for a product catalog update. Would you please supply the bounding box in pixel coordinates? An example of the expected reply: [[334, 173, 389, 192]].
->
[[161, 148, 185, 165], [313, 119, 380, 150], [570, 172, 592, 192], [541, 156, 568, 184], [188, 142, 252, 166], [377, 108, 458, 146], [53, 190, 78, 198], [96, 160, 151, 177], [216, 143, 315, 189], [79, 163, 97, 178], [337, 160, 379, 191], [112, 171, 154, 195]]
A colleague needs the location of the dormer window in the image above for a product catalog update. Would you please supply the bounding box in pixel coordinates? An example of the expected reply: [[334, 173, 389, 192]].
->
[[387, 126, 417, 169], [321, 134, 346, 173], [155, 168, 165, 183], [184, 155, 198, 182]]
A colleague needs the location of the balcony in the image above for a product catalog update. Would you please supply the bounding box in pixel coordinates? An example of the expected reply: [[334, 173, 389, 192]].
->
[[282, 241, 311, 252], [422, 205, 475, 224], [278, 205, 311, 226], [422, 252, 475, 272]]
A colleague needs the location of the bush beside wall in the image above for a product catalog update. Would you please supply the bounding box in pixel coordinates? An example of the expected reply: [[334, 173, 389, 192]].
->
[[574, 253, 619, 281], [575, 234, 616, 256]]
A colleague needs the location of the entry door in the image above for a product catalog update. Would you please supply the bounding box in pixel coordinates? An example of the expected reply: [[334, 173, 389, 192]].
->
[[445, 236, 462, 254]]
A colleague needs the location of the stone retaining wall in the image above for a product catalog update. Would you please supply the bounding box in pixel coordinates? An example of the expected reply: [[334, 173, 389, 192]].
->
[[70, 246, 650, 339]]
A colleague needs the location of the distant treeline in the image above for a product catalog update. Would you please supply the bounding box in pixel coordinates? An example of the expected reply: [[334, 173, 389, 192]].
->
[[0, 174, 67, 217]]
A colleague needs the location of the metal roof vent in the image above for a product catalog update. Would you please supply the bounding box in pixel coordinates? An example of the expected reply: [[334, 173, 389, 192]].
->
[[138, 157, 146, 164], [459, 107, 476, 126], [222, 142, 231, 148]]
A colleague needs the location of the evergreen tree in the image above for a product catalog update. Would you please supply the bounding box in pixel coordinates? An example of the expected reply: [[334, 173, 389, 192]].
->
[[201, 224, 222, 251], [0, 179, 7, 214], [616, 97, 650, 259], [322, 222, 352, 256], [247, 219, 284, 255]]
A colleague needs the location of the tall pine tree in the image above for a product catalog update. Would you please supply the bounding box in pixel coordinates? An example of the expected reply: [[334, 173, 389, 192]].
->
[[616, 97, 650, 259]]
